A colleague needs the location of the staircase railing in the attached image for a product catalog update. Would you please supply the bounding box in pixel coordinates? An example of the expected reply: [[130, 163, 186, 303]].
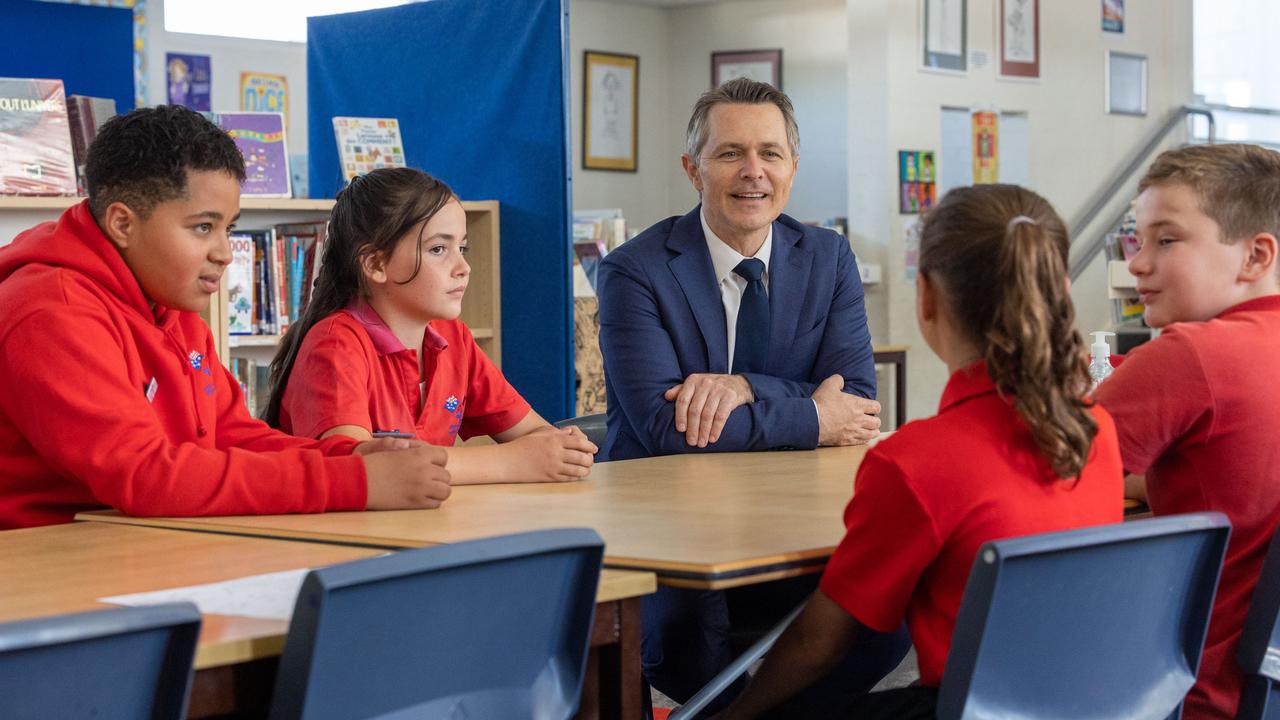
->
[[1067, 106, 1215, 281]]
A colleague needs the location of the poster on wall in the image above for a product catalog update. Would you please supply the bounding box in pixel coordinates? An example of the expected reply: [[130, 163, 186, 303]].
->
[[1102, 0, 1125, 34], [922, 0, 967, 73], [166, 53, 211, 111], [972, 111, 999, 184], [898, 150, 937, 214], [711, 49, 782, 89], [904, 218, 922, 280], [240, 72, 288, 119], [998, 0, 1039, 80]]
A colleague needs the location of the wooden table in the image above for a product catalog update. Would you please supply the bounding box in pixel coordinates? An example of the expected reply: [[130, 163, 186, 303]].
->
[[81, 445, 873, 591], [0, 522, 655, 720], [873, 344, 909, 429]]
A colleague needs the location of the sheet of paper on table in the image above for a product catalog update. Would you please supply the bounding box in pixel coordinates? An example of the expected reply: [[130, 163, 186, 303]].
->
[[100, 568, 309, 621]]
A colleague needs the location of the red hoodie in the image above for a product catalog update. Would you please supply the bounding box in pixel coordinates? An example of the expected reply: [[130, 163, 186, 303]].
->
[[0, 201, 367, 529]]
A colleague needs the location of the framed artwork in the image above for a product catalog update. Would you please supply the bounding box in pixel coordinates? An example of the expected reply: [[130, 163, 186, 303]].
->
[[1102, 0, 1125, 34], [998, 0, 1040, 80], [922, 0, 967, 74], [711, 49, 783, 90], [583, 51, 639, 172], [898, 151, 938, 214], [1106, 51, 1147, 116]]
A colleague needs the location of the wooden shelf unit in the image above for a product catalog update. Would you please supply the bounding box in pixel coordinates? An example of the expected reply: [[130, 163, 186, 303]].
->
[[0, 196, 502, 368]]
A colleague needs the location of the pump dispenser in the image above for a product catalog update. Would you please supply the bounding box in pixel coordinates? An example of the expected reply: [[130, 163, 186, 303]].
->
[[1089, 331, 1116, 390]]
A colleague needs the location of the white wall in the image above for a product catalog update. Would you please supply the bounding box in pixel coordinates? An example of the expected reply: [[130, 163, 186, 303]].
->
[[848, 0, 1194, 421], [665, 0, 850, 224], [145, 3, 310, 168], [569, 0, 850, 231], [569, 0, 673, 230]]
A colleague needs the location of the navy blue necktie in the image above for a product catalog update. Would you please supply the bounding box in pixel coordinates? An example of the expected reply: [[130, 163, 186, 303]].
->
[[732, 258, 769, 374]]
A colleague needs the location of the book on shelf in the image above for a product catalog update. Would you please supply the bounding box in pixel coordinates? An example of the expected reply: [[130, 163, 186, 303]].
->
[[209, 111, 292, 197], [332, 117, 406, 181], [1105, 210, 1146, 327], [228, 221, 329, 338], [229, 356, 273, 418], [66, 95, 117, 196], [0, 77, 77, 196]]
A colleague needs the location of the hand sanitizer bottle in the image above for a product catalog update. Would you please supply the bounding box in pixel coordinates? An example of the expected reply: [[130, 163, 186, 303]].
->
[[1089, 331, 1116, 391]]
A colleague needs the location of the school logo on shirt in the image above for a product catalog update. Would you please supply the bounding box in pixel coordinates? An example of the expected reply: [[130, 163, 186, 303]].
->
[[189, 350, 216, 396], [188, 350, 212, 376], [444, 395, 464, 438]]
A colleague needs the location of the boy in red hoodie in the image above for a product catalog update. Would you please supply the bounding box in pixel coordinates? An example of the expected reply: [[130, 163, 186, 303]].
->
[[0, 105, 452, 529], [1096, 143, 1280, 719]]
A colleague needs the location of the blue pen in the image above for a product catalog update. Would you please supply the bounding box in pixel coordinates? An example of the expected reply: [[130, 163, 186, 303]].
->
[[372, 430, 416, 439]]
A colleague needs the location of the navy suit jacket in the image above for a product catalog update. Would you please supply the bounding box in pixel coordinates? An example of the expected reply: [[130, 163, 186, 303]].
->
[[597, 206, 876, 461]]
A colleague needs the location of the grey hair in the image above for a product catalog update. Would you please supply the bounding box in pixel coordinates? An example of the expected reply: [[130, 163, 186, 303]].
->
[[684, 78, 800, 165]]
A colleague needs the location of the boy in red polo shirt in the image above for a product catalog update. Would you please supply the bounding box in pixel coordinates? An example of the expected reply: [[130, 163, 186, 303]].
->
[[0, 106, 451, 530], [717, 184, 1123, 719], [266, 168, 596, 484], [1096, 143, 1280, 719]]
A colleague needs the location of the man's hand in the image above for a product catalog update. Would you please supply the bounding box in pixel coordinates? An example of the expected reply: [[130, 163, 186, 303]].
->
[[812, 374, 881, 446], [664, 373, 754, 448]]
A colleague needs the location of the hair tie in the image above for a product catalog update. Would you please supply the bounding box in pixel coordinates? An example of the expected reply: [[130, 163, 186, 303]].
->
[[1007, 215, 1038, 232]]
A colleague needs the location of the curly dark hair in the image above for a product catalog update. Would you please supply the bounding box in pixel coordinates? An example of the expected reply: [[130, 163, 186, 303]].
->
[[84, 105, 246, 220]]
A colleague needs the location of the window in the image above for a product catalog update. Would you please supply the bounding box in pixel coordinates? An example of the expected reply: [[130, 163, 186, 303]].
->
[[1194, 0, 1280, 145], [163, 0, 420, 43]]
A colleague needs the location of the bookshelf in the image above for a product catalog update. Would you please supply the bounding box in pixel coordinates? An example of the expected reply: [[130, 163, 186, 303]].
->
[[0, 195, 503, 395]]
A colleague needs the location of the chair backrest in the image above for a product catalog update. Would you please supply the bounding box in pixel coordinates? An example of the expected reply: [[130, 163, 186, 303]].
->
[[0, 602, 201, 720], [554, 413, 607, 449], [938, 513, 1231, 720], [269, 528, 605, 720], [1235, 520, 1280, 718]]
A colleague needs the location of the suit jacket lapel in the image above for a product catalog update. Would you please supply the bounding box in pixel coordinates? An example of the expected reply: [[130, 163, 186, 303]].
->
[[767, 219, 812, 372], [666, 207, 730, 374]]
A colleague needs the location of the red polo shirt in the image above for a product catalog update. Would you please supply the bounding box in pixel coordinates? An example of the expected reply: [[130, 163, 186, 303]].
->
[[1097, 294, 1280, 720], [820, 361, 1124, 687], [280, 302, 530, 445]]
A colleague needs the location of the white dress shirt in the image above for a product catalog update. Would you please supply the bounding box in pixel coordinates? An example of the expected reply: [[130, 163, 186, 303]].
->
[[701, 210, 772, 371]]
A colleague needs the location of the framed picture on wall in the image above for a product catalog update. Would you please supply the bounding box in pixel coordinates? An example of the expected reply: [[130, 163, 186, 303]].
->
[[1102, 0, 1125, 34], [711, 49, 783, 90], [583, 50, 639, 172], [921, 0, 967, 74], [998, 0, 1040, 80], [1106, 51, 1147, 116]]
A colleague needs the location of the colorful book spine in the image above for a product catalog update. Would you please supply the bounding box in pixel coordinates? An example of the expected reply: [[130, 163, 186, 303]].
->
[[226, 234, 256, 335]]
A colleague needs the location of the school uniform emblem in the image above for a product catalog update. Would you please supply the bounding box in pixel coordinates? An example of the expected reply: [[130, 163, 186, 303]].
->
[[444, 395, 460, 412], [188, 350, 212, 376]]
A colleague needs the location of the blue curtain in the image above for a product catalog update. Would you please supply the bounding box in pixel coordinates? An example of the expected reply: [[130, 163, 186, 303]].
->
[[0, 0, 133, 112], [308, 0, 574, 420]]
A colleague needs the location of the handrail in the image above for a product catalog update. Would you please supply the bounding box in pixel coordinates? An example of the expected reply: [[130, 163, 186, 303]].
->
[[1068, 106, 1215, 281]]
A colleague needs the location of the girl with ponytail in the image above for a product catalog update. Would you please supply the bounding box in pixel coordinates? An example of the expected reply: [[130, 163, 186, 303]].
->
[[717, 185, 1125, 719], [267, 167, 596, 485]]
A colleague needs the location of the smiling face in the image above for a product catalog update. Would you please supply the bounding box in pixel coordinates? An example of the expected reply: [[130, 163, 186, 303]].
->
[[104, 169, 240, 312], [682, 102, 797, 253], [372, 199, 470, 325], [1130, 183, 1252, 327]]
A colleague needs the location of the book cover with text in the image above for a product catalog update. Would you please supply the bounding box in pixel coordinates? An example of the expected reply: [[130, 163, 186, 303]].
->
[[332, 117, 406, 181], [0, 78, 77, 196]]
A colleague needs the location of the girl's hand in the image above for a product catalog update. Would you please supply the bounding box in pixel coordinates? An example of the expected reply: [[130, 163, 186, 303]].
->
[[507, 427, 596, 482], [363, 445, 452, 509]]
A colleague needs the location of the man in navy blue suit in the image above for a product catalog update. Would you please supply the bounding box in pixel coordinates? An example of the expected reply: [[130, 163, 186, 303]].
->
[[598, 79, 906, 715], [598, 81, 880, 463]]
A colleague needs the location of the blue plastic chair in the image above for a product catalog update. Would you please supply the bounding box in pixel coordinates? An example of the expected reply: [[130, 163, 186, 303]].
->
[[268, 528, 605, 720], [938, 512, 1231, 720], [0, 602, 202, 719], [1235, 522, 1280, 718], [554, 413, 607, 449]]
